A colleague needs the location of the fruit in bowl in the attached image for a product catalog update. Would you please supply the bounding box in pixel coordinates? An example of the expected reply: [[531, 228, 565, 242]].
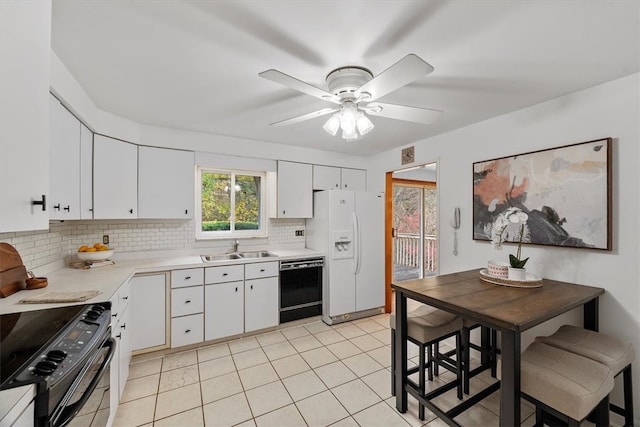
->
[[77, 243, 115, 261]]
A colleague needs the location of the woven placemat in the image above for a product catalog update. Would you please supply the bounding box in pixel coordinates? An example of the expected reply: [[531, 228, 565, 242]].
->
[[19, 290, 101, 303]]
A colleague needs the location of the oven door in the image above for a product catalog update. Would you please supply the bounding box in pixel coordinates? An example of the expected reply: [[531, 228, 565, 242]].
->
[[49, 335, 115, 427]]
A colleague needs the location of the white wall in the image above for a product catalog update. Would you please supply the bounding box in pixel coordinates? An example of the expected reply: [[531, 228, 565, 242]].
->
[[369, 73, 640, 421]]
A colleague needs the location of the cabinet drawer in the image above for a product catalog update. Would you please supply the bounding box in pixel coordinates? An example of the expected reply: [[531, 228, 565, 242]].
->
[[245, 261, 279, 280], [171, 313, 203, 348], [205, 265, 244, 284], [171, 287, 203, 317], [171, 268, 204, 288]]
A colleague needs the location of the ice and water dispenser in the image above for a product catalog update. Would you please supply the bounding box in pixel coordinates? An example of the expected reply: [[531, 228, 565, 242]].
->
[[332, 230, 353, 259]]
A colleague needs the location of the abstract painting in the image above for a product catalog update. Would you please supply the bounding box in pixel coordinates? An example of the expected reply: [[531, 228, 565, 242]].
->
[[473, 138, 612, 250]]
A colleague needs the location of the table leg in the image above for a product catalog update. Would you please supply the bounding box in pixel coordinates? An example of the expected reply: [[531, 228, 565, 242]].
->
[[394, 290, 408, 413], [480, 326, 490, 366], [583, 298, 599, 331], [500, 330, 521, 427]]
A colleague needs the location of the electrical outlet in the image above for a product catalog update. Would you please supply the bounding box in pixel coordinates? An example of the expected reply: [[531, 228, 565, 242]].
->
[[295, 230, 304, 237], [103, 235, 109, 245]]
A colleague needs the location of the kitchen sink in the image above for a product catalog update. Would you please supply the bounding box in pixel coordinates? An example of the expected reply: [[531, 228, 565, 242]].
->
[[237, 251, 276, 258], [201, 253, 242, 262], [201, 251, 276, 262]]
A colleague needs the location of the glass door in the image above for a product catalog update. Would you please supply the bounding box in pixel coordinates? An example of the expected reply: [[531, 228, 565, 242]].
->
[[392, 164, 438, 282]]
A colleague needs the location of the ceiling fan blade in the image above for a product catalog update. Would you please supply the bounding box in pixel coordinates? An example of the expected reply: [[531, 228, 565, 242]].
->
[[364, 102, 442, 124], [355, 54, 434, 102], [270, 107, 338, 127], [259, 69, 341, 104]]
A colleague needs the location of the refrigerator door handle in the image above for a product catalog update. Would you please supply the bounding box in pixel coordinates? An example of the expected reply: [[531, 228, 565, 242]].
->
[[353, 211, 361, 275]]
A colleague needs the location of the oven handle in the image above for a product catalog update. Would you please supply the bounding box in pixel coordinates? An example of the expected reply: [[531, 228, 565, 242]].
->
[[53, 337, 116, 427]]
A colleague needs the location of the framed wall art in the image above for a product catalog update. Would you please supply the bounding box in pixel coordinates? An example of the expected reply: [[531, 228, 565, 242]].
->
[[473, 138, 612, 250]]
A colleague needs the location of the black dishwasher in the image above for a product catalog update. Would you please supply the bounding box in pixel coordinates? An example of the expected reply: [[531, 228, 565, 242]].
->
[[279, 258, 324, 323]]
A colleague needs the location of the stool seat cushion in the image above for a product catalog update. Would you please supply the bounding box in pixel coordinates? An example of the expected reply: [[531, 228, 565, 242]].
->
[[536, 325, 635, 374], [390, 305, 462, 344], [522, 342, 614, 421]]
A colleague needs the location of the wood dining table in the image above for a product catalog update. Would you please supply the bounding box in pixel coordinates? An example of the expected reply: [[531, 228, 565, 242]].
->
[[392, 268, 605, 426]]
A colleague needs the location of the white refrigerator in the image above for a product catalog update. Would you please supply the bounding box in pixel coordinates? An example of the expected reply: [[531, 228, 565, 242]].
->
[[306, 190, 385, 325]]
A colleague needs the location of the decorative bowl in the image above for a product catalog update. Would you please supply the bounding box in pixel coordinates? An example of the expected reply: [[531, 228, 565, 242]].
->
[[77, 249, 115, 261], [487, 261, 509, 278]]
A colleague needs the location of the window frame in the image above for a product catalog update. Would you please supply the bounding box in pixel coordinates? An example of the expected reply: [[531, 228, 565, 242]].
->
[[195, 166, 268, 240]]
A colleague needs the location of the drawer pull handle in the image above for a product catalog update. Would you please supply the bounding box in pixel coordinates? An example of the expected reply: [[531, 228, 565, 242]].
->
[[260, 269, 265, 272], [235, 287, 238, 292], [122, 296, 128, 300], [185, 300, 191, 304], [112, 313, 118, 318], [185, 276, 191, 280], [121, 323, 126, 330], [116, 333, 122, 339], [185, 329, 191, 333], [222, 273, 228, 276], [250, 285, 254, 290]]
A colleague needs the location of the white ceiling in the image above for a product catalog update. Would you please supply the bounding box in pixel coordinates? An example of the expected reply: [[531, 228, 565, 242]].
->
[[51, 1, 639, 156]]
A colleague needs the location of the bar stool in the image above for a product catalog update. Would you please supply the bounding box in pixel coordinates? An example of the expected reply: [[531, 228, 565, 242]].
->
[[456, 319, 498, 394], [390, 305, 464, 420], [521, 342, 614, 427], [536, 325, 635, 426]]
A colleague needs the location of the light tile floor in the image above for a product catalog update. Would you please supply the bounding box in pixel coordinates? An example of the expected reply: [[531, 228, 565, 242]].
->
[[113, 314, 616, 427]]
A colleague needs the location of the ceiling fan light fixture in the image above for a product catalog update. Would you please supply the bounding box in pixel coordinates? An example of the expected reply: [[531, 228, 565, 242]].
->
[[342, 126, 358, 140], [356, 112, 374, 136], [323, 113, 340, 136], [340, 105, 357, 135]]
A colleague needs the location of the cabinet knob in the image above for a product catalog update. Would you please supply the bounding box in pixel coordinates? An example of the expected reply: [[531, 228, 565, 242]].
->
[[235, 287, 238, 292], [63, 205, 70, 212], [53, 203, 61, 211], [282, 210, 286, 215], [89, 208, 93, 212], [250, 285, 254, 290], [260, 269, 265, 272], [122, 296, 128, 300], [129, 208, 134, 214], [222, 273, 228, 277], [185, 329, 191, 334], [185, 276, 191, 280], [185, 209, 188, 215], [335, 184, 339, 188], [185, 300, 191, 304], [32, 195, 47, 211]]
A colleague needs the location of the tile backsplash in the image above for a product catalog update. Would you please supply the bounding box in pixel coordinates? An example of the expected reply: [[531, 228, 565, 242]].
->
[[0, 218, 305, 270]]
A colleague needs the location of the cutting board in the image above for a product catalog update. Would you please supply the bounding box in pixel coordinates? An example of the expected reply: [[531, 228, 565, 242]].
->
[[0, 243, 28, 298]]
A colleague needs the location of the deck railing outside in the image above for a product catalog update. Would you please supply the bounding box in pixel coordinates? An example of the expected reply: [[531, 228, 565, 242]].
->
[[394, 233, 437, 273]]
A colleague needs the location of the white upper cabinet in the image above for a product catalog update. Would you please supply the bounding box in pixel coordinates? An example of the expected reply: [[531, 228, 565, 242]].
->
[[93, 135, 138, 219], [0, 1, 51, 232], [138, 146, 194, 219], [340, 168, 366, 191], [271, 161, 312, 218], [79, 124, 93, 219], [313, 165, 341, 190], [312, 165, 366, 191], [49, 95, 81, 219]]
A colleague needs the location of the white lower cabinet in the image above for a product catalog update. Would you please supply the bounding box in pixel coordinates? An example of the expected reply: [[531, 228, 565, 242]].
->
[[131, 274, 167, 352], [170, 268, 205, 348], [245, 276, 279, 332], [204, 281, 244, 341], [109, 279, 132, 425], [171, 314, 204, 348]]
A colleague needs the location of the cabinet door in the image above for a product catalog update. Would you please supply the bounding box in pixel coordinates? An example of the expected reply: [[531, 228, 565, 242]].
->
[[117, 305, 131, 399], [0, 1, 50, 233], [49, 95, 80, 219], [245, 277, 278, 332], [341, 168, 366, 191], [138, 146, 194, 219], [79, 124, 93, 219], [93, 135, 138, 219], [275, 161, 312, 218], [313, 165, 341, 190], [131, 274, 166, 352], [204, 281, 244, 341]]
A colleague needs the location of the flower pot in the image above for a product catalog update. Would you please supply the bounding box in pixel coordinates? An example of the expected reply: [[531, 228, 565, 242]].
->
[[488, 261, 509, 278], [508, 267, 527, 281]]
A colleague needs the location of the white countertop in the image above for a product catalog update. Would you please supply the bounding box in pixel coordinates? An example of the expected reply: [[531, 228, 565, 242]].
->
[[0, 248, 323, 315]]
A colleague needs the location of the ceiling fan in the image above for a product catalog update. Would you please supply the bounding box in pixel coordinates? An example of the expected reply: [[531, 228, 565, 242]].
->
[[259, 54, 442, 140]]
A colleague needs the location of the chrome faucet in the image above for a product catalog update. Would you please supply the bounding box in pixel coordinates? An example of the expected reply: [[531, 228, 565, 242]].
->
[[232, 239, 239, 253]]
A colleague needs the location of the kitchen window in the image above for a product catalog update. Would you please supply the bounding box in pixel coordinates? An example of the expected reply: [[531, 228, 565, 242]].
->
[[196, 167, 267, 239]]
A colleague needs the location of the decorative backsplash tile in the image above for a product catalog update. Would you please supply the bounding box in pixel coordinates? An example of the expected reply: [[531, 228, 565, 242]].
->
[[0, 218, 305, 270]]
